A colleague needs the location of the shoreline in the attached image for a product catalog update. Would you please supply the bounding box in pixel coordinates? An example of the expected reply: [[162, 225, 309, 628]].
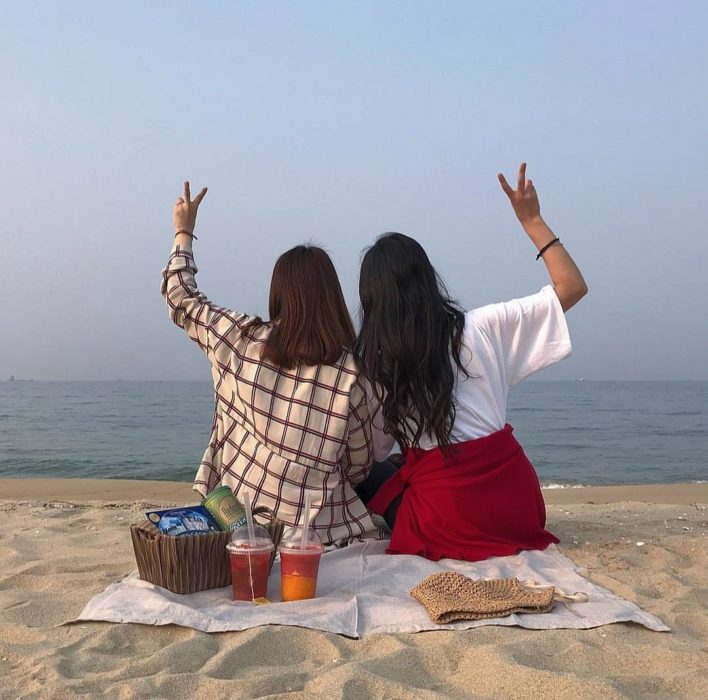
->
[[1, 477, 706, 506]]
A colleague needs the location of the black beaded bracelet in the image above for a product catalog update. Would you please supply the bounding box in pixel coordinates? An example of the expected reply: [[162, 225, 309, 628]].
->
[[175, 229, 198, 240], [536, 237, 560, 260]]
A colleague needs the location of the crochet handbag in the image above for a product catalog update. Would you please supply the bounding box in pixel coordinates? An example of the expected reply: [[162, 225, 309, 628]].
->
[[410, 572, 571, 624]]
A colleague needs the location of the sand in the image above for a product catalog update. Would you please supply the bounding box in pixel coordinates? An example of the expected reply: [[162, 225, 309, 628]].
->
[[0, 480, 706, 700]]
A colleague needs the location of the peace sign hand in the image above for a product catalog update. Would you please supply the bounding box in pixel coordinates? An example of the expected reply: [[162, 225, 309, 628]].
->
[[173, 181, 208, 235], [498, 163, 542, 225]]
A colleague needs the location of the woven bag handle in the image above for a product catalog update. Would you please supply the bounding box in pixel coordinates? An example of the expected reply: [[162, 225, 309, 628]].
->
[[251, 505, 285, 549], [519, 578, 589, 618], [252, 504, 278, 523], [519, 579, 589, 604]]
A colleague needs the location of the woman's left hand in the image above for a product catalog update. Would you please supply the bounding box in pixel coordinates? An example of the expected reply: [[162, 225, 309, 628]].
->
[[173, 181, 208, 234]]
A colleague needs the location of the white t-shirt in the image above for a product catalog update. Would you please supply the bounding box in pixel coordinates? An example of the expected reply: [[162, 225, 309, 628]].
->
[[370, 285, 571, 459]]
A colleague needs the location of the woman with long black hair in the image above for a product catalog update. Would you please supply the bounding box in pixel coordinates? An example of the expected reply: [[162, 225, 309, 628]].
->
[[355, 163, 587, 561]]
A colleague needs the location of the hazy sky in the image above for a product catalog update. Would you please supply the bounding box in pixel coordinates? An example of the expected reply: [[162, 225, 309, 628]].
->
[[3, 1, 707, 380]]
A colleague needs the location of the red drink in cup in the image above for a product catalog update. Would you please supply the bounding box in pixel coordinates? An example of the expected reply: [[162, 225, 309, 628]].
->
[[226, 527, 274, 601]]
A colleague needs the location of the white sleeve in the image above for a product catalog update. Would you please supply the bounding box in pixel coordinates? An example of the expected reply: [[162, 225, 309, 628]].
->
[[472, 285, 572, 386], [363, 379, 397, 461]]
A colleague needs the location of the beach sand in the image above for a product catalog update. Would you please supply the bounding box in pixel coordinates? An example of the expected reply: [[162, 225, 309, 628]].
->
[[0, 480, 706, 700]]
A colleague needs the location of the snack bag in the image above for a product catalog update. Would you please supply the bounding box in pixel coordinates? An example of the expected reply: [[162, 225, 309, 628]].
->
[[146, 506, 220, 536]]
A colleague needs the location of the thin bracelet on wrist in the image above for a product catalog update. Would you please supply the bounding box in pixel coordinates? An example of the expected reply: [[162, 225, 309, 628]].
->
[[175, 229, 198, 240], [536, 237, 561, 260]]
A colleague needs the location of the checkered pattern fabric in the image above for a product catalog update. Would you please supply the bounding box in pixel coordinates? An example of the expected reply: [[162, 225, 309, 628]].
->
[[162, 246, 375, 544]]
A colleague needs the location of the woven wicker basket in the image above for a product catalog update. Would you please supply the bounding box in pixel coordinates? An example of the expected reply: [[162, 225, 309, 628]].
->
[[130, 505, 284, 594]]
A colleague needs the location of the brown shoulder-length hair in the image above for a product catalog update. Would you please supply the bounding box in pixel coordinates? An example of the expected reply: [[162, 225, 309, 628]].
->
[[257, 245, 355, 369]]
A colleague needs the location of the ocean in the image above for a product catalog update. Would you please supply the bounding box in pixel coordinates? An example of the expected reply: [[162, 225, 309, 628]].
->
[[0, 380, 705, 487]]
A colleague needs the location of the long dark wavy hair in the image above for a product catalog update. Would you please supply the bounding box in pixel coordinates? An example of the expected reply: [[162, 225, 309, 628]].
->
[[246, 245, 355, 369], [355, 233, 468, 452]]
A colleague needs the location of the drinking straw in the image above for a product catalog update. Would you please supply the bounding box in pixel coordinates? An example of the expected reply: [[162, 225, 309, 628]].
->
[[300, 493, 312, 550], [242, 490, 256, 546]]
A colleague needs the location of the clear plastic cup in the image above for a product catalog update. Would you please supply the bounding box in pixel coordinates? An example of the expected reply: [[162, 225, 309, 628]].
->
[[278, 529, 324, 602], [226, 525, 275, 601]]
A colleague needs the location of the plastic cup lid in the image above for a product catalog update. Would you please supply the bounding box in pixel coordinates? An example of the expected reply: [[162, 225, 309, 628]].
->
[[226, 524, 274, 553], [279, 527, 323, 552]]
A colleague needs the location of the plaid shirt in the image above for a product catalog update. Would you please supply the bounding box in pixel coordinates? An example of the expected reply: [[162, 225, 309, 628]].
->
[[162, 246, 375, 544]]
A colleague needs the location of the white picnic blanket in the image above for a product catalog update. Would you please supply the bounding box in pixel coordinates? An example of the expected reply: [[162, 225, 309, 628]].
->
[[77, 542, 668, 636]]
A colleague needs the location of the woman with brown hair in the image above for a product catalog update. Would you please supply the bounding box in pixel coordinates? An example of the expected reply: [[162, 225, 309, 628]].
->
[[162, 182, 374, 545]]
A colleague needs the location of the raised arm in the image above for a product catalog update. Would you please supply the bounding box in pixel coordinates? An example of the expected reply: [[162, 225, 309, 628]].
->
[[498, 163, 588, 311], [161, 181, 218, 352], [162, 182, 258, 358]]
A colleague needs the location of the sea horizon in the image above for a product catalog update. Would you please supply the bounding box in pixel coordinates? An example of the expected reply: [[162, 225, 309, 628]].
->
[[1, 380, 706, 487]]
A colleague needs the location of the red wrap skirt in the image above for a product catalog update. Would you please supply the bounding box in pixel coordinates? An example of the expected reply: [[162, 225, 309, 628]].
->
[[368, 424, 559, 562]]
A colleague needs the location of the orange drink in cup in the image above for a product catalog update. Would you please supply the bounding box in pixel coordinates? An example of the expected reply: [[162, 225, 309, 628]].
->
[[279, 529, 323, 602]]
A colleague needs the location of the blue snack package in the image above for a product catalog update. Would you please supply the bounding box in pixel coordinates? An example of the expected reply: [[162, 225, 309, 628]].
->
[[146, 505, 220, 536]]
